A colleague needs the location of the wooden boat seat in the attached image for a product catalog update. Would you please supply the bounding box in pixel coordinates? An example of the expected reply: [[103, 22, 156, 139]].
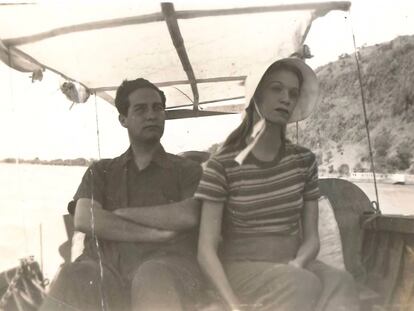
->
[[318, 178, 381, 310], [59, 213, 75, 264]]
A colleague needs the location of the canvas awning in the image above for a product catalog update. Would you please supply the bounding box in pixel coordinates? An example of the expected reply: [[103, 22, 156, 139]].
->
[[0, 1, 350, 119]]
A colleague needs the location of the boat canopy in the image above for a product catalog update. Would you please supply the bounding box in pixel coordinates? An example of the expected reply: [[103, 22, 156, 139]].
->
[[0, 1, 350, 119]]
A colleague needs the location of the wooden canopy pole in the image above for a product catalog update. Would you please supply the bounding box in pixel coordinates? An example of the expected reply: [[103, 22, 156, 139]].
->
[[92, 76, 246, 92], [4, 12, 164, 46], [175, 2, 350, 19], [161, 3, 199, 112]]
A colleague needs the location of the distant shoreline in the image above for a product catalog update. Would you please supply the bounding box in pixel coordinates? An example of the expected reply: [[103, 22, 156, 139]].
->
[[0, 158, 94, 167], [2, 161, 413, 185]]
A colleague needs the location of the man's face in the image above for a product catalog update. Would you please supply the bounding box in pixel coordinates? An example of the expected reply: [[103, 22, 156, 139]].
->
[[119, 87, 165, 143]]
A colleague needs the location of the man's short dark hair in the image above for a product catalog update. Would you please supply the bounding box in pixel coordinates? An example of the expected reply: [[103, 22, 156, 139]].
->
[[114, 78, 166, 116]]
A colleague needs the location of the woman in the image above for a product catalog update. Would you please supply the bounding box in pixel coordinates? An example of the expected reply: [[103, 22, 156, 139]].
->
[[195, 58, 359, 311]]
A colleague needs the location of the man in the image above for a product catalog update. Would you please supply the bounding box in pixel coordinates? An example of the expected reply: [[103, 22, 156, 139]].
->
[[40, 78, 203, 311]]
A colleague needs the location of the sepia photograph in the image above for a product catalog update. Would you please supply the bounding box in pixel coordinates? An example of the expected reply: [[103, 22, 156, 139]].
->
[[0, 1, 413, 310]]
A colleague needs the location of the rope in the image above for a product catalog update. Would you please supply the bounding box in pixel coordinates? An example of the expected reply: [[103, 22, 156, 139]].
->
[[295, 121, 299, 144], [348, 11, 381, 213], [90, 174, 108, 311], [39, 224, 44, 278], [91, 94, 106, 309], [94, 94, 101, 160], [5, 45, 33, 257]]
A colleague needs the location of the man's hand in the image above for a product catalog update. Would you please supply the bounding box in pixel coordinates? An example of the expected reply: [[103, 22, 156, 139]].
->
[[150, 227, 178, 242], [113, 208, 131, 218], [287, 259, 305, 269]]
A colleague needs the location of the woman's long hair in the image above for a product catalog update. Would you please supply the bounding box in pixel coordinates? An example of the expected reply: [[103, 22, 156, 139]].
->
[[217, 103, 255, 154]]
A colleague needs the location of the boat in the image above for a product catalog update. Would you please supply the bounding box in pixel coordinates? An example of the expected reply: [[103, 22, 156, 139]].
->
[[1, 1, 413, 310]]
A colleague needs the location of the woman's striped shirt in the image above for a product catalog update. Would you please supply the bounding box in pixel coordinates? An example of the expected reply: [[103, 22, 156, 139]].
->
[[195, 143, 320, 238]]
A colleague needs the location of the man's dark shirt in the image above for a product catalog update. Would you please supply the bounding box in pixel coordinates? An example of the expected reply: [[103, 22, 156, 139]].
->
[[73, 146, 202, 281]]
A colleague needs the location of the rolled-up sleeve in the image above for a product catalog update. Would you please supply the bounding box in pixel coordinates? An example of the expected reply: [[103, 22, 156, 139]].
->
[[73, 161, 105, 205]]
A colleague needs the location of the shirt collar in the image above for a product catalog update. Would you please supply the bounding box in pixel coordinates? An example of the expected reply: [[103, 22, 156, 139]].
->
[[119, 145, 173, 169], [152, 145, 173, 168]]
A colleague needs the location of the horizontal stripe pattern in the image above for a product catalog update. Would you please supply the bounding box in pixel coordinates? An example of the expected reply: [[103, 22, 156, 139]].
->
[[195, 143, 320, 236]]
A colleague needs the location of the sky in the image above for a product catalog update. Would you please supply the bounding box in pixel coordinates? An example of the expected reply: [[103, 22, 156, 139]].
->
[[1, 0, 414, 160]]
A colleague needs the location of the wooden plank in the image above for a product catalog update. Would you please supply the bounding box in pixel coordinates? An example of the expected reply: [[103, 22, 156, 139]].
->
[[384, 235, 405, 304], [363, 215, 414, 235], [92, 76, 246, 92], [166, 109, 235, 120], [167, 96, 244, 110], [198, 103, 244, 113], [175, 1, 351, 19], [96, 91, 244, 112], [197, 96, 244, 105], [0, 3, 35, 6], [161, 3, 199, 111], [4, 12, 164, 46], [392, 239, 414, 307], [362, 230, 414, 309], [362, 231, 405, 306], [194, 76, 246, 84]]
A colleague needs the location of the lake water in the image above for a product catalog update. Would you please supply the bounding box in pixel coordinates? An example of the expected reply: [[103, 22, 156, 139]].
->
[[1, 163, 413, 279], [0, 163, 86, 278]]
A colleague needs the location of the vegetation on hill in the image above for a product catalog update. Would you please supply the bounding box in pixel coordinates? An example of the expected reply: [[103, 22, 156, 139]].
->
[[286, 35, 414, 175]]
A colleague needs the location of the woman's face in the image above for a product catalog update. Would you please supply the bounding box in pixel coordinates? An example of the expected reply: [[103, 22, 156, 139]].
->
[[256, 69, 300, 125]]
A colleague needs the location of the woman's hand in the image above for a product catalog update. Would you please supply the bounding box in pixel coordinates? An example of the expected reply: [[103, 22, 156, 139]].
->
[[113, 208, 127, 217], [292, 200, 320, 268]]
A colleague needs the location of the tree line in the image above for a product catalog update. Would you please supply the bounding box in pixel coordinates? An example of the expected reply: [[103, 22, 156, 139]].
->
[[1, 157, 94, 166]]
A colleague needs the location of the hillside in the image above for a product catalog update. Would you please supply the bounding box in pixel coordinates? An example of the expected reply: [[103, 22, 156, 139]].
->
[[287, 35, 414, 175]]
